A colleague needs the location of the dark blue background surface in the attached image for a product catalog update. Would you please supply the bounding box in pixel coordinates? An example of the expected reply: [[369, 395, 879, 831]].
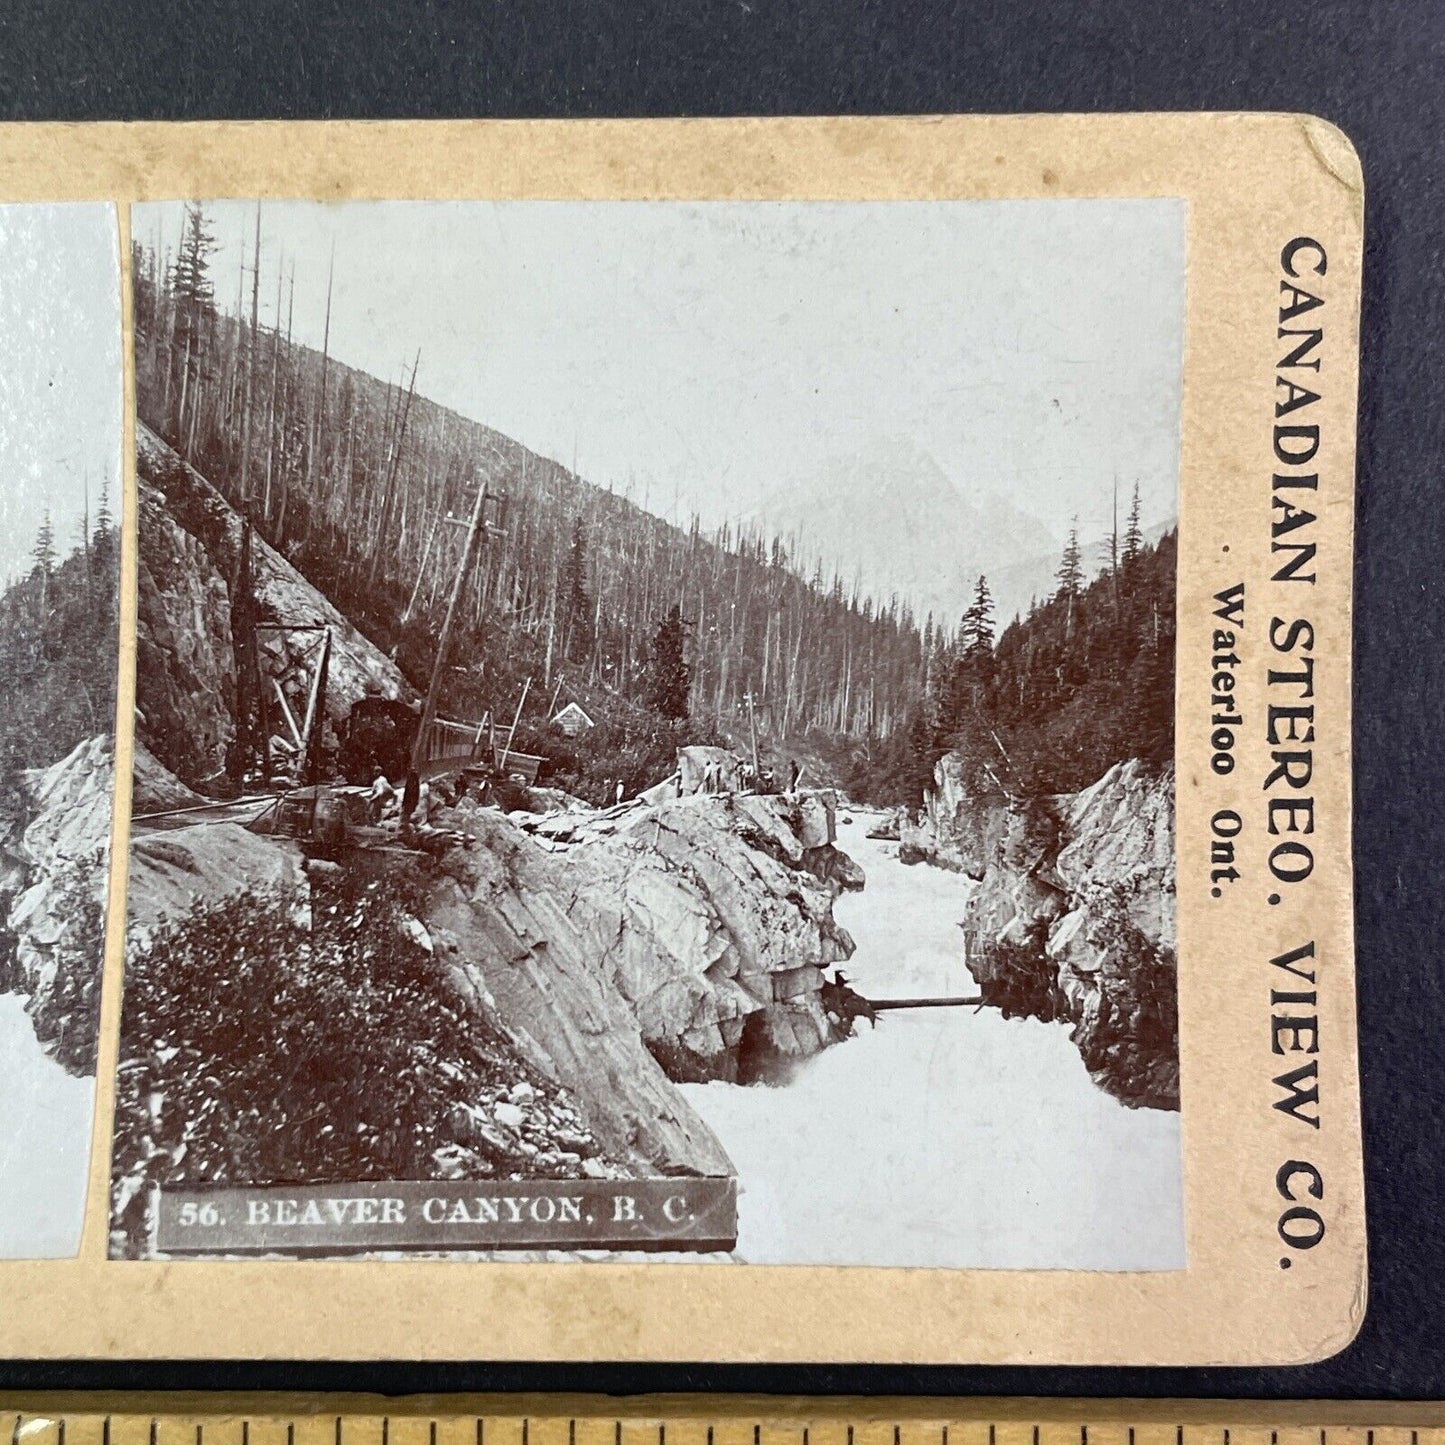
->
[[0, 0, 1440, 1399]]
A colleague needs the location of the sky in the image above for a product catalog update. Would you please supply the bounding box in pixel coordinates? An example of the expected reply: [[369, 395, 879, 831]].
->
[[0, 204, 122, 585], [138, 197, 1185, 570]]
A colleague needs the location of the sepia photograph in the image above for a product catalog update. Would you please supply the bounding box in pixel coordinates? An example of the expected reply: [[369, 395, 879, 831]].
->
[[112, 197, 1185, 1269], [0, 202, 122, 1257]]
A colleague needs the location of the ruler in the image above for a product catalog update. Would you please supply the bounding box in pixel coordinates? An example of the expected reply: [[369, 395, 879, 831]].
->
[[5, 1399, 1445, 1445]]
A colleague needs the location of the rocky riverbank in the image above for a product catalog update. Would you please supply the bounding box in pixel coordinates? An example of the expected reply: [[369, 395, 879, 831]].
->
[[433, 790, 860, 1149], [0, 735, 113, 1074], [121, 737, 865, 1191], [901, 755, 1178, 1109]]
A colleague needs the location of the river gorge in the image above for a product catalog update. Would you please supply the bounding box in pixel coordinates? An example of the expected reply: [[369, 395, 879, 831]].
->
[[682, 810, 1185, 1269]]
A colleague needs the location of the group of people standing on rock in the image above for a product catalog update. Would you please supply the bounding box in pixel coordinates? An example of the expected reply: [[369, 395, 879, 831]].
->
[[364, 769, 477, 828], [690, 755, 805, 797], [698, 757, 745, 795]]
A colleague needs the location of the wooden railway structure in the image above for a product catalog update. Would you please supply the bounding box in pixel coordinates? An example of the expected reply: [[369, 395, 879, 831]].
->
[[417, 713, 544, 784]]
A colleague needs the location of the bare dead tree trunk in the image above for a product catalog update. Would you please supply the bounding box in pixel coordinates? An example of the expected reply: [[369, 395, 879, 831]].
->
[[261, 251, 284, 526], [239, 203, 262, 514], [308, 238, 335, 513], [402, 510, 442, 624], [276, 262, 296, 548], [366, 349, 420, 591]]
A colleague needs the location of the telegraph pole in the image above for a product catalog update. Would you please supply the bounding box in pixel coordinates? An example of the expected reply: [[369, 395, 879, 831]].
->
[[402, 476, 490, 819]]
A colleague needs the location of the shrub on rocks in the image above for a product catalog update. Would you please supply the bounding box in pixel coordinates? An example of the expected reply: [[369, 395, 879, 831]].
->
[[110, 865, 606, 1256]]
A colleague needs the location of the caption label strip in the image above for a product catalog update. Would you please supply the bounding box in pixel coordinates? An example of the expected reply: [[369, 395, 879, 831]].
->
[[156, 1178, 738, 1254]]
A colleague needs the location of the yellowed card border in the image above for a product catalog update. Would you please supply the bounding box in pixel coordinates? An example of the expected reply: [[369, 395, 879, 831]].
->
[[0, 114, 1363, 1365]]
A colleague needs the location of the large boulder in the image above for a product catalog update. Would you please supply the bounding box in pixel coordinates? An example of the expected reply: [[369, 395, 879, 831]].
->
[[128, 822, 309, 938], [427, 790, 864, 1176], [126, 744, 310, 938], [426, 806, 734, 1179], [595, 793, 854, 1080]]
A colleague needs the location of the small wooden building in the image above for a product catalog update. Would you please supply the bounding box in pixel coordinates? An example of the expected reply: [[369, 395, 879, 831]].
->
[[552, 701, 596, 738]]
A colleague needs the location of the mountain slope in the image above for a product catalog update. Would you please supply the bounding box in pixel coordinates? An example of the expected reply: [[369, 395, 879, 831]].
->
[[135, 246, 925, 747], [755, 438, 1056, 631]]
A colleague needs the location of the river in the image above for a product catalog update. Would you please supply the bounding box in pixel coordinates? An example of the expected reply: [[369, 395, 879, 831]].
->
[[680, 811, 1186, 1270], [0, 991, 94, 1257]]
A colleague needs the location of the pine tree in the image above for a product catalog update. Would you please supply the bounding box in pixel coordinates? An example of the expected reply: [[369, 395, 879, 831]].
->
[[94, 472, 114, 548], [940, 574, 996, 731], [962, 574, 995, 659], [88, 472, 115, 581], [171, 202, 217, 321], [170, 202, 217, 450], [1122, 483, 1144, 567], [1057, 520, 1083, 598], [131, 237, 156, 345], [31, 510, 57, 578], [647, 604, 691, 720]]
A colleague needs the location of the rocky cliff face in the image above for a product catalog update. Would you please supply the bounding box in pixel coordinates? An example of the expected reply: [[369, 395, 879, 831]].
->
[[136, 477, 238, 789], [427, 789, 860, 1175], [0, 735, 114, 1073], [903, 757, 1178, 1109], [136, 425, 411, 792], [898, 749, 996, 876]]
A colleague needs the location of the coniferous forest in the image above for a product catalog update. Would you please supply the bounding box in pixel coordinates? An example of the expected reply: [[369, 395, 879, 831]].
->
[[0, 504, 120, 804], [846, 520, 1176, 807]]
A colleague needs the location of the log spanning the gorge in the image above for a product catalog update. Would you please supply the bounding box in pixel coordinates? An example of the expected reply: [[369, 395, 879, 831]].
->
[[866, 995, 987, 1011]]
